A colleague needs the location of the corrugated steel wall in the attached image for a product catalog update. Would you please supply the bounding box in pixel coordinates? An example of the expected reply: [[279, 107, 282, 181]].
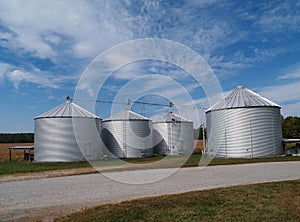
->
[[206, 107, 283, 158], [102, 120, 153, 158], [34, 118, 104, 162], [153, 123, 168, 155], [152, 122, 194, 155]]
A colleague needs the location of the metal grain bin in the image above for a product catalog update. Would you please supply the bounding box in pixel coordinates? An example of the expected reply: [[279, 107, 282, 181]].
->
[[152, 112, 194, 155], [34, 100, 104, 162], [206, 86, 283, 158], [102, 109, 153, 158]]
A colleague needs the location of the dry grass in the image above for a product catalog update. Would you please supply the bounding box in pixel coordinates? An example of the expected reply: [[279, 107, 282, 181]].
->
[[57, 180, 300, 222], [194, 140, 206, 153], [0, 143, 34, 161]]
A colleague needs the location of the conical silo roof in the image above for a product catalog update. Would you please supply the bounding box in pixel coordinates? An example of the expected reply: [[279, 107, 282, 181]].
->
[[152, 112, 192, 123], [206, 86, 280, 112], [104, 109, 149, 121], [35, 101, 100, 119]]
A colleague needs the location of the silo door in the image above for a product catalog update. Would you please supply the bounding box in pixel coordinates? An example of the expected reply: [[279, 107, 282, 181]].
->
[[177, 140, 183, 154], [84, 143, 92, 157]]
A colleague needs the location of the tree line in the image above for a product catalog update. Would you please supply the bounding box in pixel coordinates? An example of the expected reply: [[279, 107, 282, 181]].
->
[[0, 133, 34, 143], [194, 116, 300, 140], [282, 116, 300, 138]]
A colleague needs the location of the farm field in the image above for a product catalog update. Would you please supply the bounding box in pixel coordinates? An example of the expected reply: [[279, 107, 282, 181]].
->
[[0, 143, 34, 161]]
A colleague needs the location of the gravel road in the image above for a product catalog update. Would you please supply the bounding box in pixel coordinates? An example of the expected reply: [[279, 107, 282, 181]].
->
[[1, 161, 300, 221]]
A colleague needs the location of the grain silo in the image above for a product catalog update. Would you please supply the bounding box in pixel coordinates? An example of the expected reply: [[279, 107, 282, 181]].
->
[[34, 99, 104, 162], [152, 112, 194, 155], [102, 109, 153, 158], [206, 86, 283, 158]]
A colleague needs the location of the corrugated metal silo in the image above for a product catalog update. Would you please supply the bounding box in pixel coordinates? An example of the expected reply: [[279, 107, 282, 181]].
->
[[34, 100, 104, 162], [102, 109, 153, 158], [152, 112, 194, 155], [206, 86, 283, 158]]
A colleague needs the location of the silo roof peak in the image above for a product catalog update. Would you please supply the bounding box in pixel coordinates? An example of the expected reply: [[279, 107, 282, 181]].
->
[[206, 86, 280, 112], [34, 101, 101, 119]]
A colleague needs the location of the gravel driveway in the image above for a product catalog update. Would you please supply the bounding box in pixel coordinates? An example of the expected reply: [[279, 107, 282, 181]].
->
[[1, 161, 300, 221]]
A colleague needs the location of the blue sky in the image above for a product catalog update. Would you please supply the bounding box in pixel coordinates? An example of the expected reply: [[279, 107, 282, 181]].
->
[[0, 0, 300, 132]]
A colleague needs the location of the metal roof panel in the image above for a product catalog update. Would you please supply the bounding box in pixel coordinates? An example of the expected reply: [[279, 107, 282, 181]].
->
[[35, 101, 100, 119], [206, 86, 280, 112], [104, 109, 149, 121]]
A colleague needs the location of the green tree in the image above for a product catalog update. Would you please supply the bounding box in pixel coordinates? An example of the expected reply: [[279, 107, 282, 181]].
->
[[193, 126, 206, 140], [0, 133, 34, 143], [282, 116, 300, 138]]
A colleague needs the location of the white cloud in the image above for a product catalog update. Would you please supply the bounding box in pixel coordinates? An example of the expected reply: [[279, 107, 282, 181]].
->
[[0, 62, 76, 89], [0, 0, 136, 90], [258, 81, 300, 105], [184, 0, 219, 8], [0, 0, 132, 59], [8, 70, 61, 89], [0, 63, 12, 81], [111, 60, 191, 81], [45, 34, 61, 45], [182, 97, 210, 110], [1, 0, 299, 94], [255, 1, 300, 32], [277, 62, 300, 80], [278, 72, 300, 80], [254, 47, 286, 62], [282, 101, 300, 117], [265, 65, 300, 117]]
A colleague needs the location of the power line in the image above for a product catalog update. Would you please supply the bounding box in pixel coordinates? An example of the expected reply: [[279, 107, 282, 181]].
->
[[133, 100, 171, 107], [72, 97, 172, 107], [72, 97, 207, 110], [177, 103, 207, 110], [72, 98, 129, 105]]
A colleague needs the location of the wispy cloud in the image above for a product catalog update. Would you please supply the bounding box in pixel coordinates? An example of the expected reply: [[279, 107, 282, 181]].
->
[[0, 0, 135, 90], [111, 60, 191, 82], [2, 0, 299, 89], [278, 72, 300, 80], [258, 81, 300, 105], [277, 62, 300, 80], [282, 101, 300, 117], [254, 0, 300, 33], [0, 62, 76, 89], [0, 0, 132, 60]]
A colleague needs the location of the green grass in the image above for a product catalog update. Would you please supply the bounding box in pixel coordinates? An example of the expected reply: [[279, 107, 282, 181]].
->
[[0, 154, 300, 175], [201, 154, 300, 166], [118, 153, 300, 167], [57, 180, 300, 222], [0, 161, 92, 175]]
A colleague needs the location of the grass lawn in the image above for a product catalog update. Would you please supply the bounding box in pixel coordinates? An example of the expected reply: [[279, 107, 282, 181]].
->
[[0, 161, 93, 175], [1, 154, 300, 175], [57, 179, 300, 222]]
